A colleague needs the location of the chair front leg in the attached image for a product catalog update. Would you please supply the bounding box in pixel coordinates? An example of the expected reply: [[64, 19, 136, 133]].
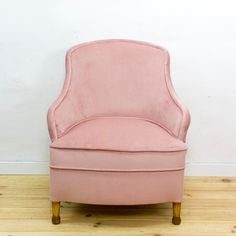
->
[[172, 202, 181, 225], [52, 201, 61, 224]]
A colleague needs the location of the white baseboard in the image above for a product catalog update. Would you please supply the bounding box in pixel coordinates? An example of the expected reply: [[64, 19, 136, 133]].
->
[[0, 161, 49, 174], [185, 162, 236, 176], [0, 161, 236, 176]]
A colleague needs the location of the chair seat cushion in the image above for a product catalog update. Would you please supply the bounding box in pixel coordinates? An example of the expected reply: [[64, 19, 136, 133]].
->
[[50, 117, 187, 172], [51, 117, 187, 152], [50, 148, 186, 172]]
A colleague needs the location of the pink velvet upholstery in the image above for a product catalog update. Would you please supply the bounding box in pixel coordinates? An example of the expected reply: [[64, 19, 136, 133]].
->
[[48, 39, 190, 206]]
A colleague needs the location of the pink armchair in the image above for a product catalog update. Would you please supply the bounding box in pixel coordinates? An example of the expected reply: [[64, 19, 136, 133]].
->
[[47, 39, 190, 225]]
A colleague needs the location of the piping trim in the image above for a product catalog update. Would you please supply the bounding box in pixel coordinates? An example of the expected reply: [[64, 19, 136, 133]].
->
[[49, 165, 185, 172]]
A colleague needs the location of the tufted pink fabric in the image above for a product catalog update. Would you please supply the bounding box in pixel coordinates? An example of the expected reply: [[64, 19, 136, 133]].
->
[[47, 39, 190, 224]]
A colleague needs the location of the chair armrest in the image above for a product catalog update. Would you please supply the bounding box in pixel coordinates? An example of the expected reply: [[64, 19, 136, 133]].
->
[[47, 52, 73, 142], [47, 84, 68, 142], [47, 102, 58, 142], [164, 52, 191, 142]]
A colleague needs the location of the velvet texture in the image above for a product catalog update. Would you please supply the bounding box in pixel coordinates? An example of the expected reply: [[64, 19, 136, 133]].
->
[[48, 39, 190, 205]]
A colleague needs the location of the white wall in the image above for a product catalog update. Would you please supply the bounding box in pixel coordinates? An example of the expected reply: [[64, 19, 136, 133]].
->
[[0, 0, 236, 175]]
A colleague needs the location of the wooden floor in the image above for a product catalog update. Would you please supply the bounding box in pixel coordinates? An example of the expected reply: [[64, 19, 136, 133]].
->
[[0, 176, 236, 236]]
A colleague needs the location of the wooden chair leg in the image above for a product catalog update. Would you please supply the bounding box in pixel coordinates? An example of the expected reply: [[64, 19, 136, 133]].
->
[[172, 202, 181, 225], [52, 201, 61, 224]]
